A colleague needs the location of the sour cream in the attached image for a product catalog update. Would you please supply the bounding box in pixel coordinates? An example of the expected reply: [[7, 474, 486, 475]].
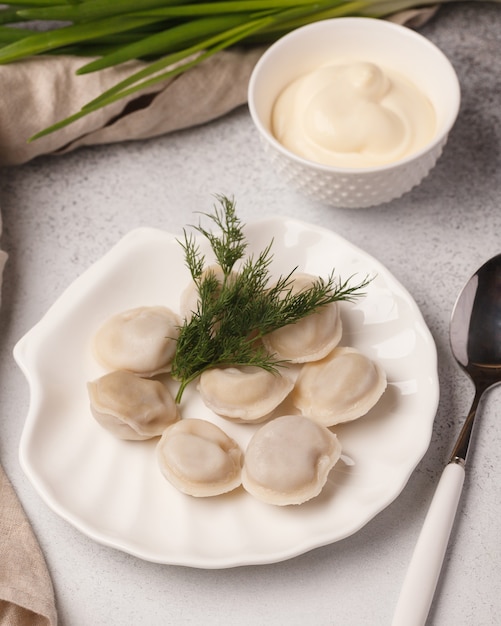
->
[[271, 61, 436, 168]]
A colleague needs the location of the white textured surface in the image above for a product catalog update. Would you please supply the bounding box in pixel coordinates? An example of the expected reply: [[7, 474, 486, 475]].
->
[[1, 4, 501, 625]]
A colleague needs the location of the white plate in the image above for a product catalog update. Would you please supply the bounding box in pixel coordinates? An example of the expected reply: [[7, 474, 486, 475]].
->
[[15, 217, 438, 568]]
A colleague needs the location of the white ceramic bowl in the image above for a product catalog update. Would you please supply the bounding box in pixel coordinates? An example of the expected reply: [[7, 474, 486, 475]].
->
[[248, 18, 461, 209]]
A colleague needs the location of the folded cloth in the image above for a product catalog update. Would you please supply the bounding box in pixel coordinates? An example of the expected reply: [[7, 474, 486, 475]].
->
[[0, 47, 266, 167], [0, 8, 438, 167], [0, 465, 57, 626]]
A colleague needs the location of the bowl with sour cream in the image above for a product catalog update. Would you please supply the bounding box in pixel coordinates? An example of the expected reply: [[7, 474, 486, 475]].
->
[[248, 17, 460, 209]]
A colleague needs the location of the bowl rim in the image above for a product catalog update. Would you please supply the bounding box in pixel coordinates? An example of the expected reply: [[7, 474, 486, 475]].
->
[[247, 17, 461, 175]]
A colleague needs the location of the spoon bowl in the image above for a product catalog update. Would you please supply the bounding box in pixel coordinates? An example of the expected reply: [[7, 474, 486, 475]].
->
[[393, 253, 501, 625], [449, 253, 501, 463]]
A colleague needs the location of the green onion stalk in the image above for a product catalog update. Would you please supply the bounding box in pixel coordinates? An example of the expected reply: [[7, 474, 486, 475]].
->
[[0, 0, 491, 138]]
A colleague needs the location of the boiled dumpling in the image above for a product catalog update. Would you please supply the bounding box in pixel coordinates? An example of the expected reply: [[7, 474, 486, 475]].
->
[[87, 370, 179, 440], [292, 346, 387, 426], [197, 365, 294, 423], [242, 414, 342, 505], [262, 273, 342, 363], [93, 306, 180, 376], [156, 419, 243, 497]]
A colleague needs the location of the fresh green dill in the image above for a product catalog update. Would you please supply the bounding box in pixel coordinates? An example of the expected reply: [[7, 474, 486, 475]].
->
[[171, 195, 371, 403]]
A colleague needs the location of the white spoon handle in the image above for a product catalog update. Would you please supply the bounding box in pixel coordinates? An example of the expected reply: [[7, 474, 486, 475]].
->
[[392, 461, 465, 626]]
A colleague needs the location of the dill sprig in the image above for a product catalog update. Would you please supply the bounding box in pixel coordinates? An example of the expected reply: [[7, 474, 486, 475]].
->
[[171, 195, 371, 402]]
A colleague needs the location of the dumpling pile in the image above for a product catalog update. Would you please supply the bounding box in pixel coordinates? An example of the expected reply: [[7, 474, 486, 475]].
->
[[86, 270, 387, 506], [88, 305, 180, 441]]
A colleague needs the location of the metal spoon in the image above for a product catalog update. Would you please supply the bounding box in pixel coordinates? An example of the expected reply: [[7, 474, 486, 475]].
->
[[392, 254, 501, 626]]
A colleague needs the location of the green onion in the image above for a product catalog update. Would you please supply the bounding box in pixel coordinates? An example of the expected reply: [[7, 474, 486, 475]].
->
[[0, 15, 173, 62], [15, 0, 193, 22], [0, 0, 487, 139], [76, 14, 259, 73]]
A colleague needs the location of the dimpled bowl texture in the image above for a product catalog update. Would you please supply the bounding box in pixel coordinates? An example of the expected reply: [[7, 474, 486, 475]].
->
[[248, 18, 461, 209]]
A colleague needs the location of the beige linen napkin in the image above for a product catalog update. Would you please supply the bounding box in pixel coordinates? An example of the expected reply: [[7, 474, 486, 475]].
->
[[0, 47, 266, 167], [0, 467, 57, 626], [0, 8, 438, 167]]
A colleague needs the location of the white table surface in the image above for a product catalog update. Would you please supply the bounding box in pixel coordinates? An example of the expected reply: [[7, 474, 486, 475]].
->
[[1, 4, 500, 625]]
